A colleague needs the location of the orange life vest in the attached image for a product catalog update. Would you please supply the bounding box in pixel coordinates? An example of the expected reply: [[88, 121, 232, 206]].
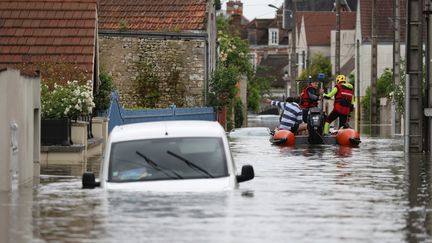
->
[[300, 85, 318, 109], [334, 83, 353, 115]]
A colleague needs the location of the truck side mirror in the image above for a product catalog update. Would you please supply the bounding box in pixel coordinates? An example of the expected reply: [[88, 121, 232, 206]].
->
[[82, 172, 100, 189], [236, 165, 254, 183]]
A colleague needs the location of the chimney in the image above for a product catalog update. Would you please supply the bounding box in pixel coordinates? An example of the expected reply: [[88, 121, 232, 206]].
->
[[230, 14, 242, 29], [226, 0, 243, 16]]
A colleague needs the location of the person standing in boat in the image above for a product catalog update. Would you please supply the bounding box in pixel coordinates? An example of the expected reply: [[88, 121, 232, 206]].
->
[[299, 76, 324, 123], [322, 74, 354, 134], [264, 97, 306, 134]]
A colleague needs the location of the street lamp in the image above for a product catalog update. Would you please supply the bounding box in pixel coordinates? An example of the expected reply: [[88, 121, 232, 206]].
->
[[267, 4, 293, 19]]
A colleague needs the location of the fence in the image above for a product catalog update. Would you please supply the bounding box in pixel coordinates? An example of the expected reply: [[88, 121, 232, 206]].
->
[[107, 92, 216, 133]]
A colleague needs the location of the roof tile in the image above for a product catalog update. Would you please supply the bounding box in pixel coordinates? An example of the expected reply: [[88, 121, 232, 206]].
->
[[296, 11, 356, 46], [99, 0, 208, 32], [0, 0, 97, 80], [360, 0, 406, 42]]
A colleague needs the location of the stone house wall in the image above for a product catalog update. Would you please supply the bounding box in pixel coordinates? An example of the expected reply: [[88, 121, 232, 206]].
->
[[99, 36, 206, 108]]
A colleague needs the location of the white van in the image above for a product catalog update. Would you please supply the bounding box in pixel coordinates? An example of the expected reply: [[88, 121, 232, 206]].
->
[[82, 121, 254, 192]]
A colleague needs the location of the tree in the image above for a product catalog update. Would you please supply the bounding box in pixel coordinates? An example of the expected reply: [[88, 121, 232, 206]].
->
[[215, 0, 221, 10], [362, 68, 394, 121], [297, 53, 332, 91], [209, 16, 253, 130], [389, 60, 407, 114], [362, 60, 408, 120], [248, 66, 271, 112]]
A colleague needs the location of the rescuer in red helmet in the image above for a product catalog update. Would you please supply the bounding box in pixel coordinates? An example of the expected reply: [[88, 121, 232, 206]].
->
[[323, 74, 354, 134]]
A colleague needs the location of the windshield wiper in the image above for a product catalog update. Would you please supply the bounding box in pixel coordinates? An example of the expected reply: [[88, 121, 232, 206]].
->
[[135, 151, 183, 179], [166, 150, 214, 178]]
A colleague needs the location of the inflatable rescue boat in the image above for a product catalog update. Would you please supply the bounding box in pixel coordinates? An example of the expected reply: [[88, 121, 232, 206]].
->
[[269, 107, 361, 147]]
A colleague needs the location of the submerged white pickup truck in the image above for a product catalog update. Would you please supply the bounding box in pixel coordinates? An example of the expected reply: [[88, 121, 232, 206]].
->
[[82, 120, 254, 192]]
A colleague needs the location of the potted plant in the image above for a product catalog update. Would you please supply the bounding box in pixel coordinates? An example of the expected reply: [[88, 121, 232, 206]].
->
[[41, 80, 95, 145]]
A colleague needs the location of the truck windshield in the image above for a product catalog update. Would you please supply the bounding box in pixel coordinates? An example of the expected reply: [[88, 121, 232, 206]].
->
[[108, 137, 228, 182]]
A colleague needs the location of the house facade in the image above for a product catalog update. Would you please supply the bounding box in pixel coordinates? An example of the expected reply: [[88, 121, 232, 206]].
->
[[241, 6, 289, 98], [98, 0, 217, 108], [232, 1, 356, 98], [295, 11, 356, 82], [355, 0, 406, 97]]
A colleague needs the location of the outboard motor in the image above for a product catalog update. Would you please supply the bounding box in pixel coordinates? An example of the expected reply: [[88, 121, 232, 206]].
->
[[307, 107, 324, 144]]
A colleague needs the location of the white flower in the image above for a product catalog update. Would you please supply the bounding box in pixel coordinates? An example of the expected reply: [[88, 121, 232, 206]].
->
[[41, 80, 95, 118]]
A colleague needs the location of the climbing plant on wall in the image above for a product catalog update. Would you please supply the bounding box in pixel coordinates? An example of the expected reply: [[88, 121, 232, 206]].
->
[[36, 61, 89, 88], [135, 51, 185, 108]]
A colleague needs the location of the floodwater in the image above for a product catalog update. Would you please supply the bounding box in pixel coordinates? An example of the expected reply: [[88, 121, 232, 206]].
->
[[2, 133, 432, 242]]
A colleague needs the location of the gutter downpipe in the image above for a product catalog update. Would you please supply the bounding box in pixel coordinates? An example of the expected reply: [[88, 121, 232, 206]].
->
[[205, 39, 209, 106], [427, 2, 432, 153]]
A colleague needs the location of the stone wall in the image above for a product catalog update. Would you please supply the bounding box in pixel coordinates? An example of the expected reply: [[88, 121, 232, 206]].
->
[[99, 36, 206, 108]]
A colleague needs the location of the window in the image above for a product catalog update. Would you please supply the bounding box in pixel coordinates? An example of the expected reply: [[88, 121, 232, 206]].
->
[[108, 137, 228, 182], [268, 28, 279, 46]]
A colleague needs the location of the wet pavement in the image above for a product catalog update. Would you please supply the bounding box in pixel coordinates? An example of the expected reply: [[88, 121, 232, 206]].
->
[[1, 133, 432, 242]]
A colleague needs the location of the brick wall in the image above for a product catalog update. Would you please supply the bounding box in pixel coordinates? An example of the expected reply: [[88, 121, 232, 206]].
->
[[99, 36, 206, 108]]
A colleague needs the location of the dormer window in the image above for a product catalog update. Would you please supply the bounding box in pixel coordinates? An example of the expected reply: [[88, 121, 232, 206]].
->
[[268, 28, 279, 46]]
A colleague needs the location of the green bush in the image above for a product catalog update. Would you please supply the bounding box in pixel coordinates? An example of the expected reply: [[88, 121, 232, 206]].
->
[[298, 53, 332, 90], [362, 68, 393, 121], [208, 65, 240, 110], [94, 71, 114, 112]]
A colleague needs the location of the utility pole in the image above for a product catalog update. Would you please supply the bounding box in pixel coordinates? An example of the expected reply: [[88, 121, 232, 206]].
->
[[392, 0, 401, 135], [283, 0, 290, 98], [406, 0, 424, 152], [290, 0, 297, 97], [371, 0, 378, 135], [335, 0, 341, 75], [425, 1, 432, 152]]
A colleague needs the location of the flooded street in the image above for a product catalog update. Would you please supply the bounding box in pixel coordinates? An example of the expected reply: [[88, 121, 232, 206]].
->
[[1, 134, 432, 242]]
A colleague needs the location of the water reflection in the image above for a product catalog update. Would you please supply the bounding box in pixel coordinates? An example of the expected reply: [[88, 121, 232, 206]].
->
[[405, 154, 432, 242], [335, 145, 353, 158], [32, 177, 107, 242], [40, 155, 102, 177], [0, 188, 34, 243]]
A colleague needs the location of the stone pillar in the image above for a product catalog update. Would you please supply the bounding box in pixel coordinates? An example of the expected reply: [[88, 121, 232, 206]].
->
[[0, 69, 40, 192]]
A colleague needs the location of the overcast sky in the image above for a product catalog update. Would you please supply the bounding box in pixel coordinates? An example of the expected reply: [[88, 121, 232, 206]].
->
[[221, 0, 285, 20]]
